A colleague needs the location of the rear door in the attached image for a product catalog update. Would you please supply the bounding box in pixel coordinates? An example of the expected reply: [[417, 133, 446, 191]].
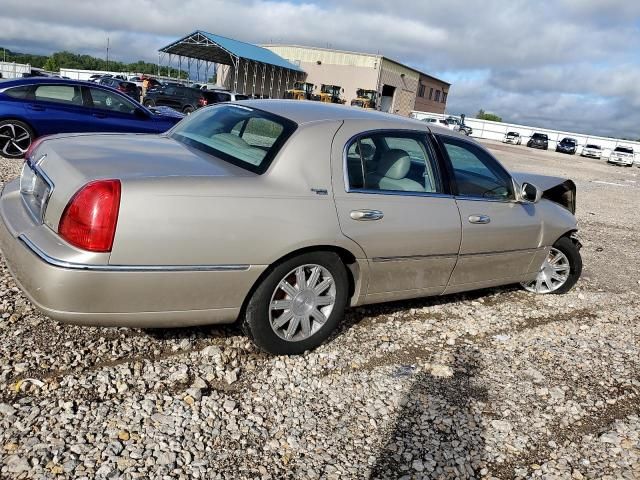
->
[[331, 123, 462, 303], [26, 83, 89, 135], [435, 134, 544, 292]]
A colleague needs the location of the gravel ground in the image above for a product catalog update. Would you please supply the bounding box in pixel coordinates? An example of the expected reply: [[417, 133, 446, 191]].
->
[[0, 141, 639, 479]]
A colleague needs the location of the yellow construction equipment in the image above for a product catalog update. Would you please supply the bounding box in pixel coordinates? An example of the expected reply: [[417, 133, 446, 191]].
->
[[314, 84, 345, 104], [350, 89, 378, 109], [284, 82, 315, 100]]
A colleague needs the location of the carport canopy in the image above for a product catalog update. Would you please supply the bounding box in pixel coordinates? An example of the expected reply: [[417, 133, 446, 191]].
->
[[158, 30, 305, 96], [159, 30, 304, 72]]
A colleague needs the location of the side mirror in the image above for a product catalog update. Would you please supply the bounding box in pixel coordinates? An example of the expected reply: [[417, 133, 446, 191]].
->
[[520, 182, 542, 203]]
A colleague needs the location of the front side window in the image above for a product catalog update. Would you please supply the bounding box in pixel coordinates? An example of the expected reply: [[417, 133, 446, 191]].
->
[[439, 136, 514, 200], [346, 132, 441, 194], [88, 88, 136, 114], [169, 104, 297, 174], [34, 85, 82, 105]]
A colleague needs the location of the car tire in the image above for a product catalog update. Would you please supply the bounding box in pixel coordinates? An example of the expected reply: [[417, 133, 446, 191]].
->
[[521, 236, 582, 295], [0, 119, 34, 159], [183, 106, 194, 114], [143, 100, 155, 107], [242, 251, 349, 355]]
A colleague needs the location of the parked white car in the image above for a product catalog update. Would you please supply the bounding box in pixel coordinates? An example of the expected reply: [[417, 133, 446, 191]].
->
[[580, 144, 602, 159], [608, 146, 635, 167], [503, 131, 522, 145]]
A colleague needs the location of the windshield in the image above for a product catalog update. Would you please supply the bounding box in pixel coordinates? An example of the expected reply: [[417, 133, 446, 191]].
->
[[561, 138, 576, 144], [507, 132, 518, 136], [169, 104, 297, 174], [532, 133, 548, 139], [585, 144, 600, 149], [614, 146, 634, 154]]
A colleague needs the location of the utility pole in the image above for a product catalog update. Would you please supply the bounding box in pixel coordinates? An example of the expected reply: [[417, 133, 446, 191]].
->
[[106, 37, 110, 71]]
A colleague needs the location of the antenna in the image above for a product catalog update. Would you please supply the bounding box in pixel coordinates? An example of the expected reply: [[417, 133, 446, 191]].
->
[[106, 37, 110, 70]]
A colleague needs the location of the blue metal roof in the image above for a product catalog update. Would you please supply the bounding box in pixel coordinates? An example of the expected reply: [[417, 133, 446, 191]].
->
[[159, 31, 304, 72]]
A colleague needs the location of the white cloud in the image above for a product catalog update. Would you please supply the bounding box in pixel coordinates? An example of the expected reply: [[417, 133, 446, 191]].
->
[[0, 0, 638, 138]]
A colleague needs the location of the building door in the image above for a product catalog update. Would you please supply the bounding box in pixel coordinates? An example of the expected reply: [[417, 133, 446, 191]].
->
[[380, 84, 395, 113]]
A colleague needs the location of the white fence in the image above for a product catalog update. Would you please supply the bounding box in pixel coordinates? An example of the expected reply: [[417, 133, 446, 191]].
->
[[0, 61, 31, 79], [411, 110, 640, 162]]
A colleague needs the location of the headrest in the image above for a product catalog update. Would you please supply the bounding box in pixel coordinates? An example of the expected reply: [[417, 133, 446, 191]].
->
[[377, 149, 411, 180]]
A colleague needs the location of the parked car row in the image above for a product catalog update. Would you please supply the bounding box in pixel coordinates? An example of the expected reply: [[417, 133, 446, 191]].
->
[[420, 116, 473, 136], [143, 85, 249, 114], [502, 131, 636, 166]]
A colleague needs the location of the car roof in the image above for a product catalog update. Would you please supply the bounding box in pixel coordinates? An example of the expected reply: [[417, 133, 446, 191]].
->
[[242, 99, 438, 128], [0, 77, 101, 89]]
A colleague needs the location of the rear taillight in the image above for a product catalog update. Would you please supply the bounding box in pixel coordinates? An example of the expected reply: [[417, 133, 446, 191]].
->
[[198, 97, 208, 106], [59, 180, 121, 252]]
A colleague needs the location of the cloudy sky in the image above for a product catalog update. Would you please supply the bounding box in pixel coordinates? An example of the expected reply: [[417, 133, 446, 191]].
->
[[1, 0, 639, 138]]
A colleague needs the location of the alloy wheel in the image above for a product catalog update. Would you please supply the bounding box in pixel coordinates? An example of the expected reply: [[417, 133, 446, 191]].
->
[[0, 123, 32, 157], [268, 264, 336, 342], [521, 247, 571, 294]]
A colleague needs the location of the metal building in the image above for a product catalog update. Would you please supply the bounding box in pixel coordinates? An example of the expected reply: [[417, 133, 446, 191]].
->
[[263, 45, 450, 116], [159, 31, 305, 98]]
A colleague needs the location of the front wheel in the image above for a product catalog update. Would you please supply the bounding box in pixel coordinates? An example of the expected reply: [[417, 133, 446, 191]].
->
[[521, 236, 582, 294], [183, 106, 194, 114], [242, 252, 349, 355], [0, 119, 34, 159]]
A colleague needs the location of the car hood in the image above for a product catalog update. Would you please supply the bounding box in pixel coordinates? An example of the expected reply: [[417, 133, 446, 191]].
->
[[513, 172, 576, 213]]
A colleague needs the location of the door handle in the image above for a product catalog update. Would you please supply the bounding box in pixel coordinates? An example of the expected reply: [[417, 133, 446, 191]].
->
[[350, 209, 384, 221], [468, 214, 491, 224], [28, 104, 45, 111]]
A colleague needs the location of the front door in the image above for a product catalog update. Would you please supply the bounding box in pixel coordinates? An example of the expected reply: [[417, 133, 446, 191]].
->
[[332, 124, 462, 303], [435, 134, 544, 291]]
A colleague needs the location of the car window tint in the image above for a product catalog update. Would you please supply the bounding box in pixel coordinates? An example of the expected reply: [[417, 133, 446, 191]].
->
[[440, 136, 513, 200], [346, 133, 440, 194], [34, 85, 82, 105], [163, 86, 177, 95], [4, 86, 32, 99], [89, 88, 136, 114]]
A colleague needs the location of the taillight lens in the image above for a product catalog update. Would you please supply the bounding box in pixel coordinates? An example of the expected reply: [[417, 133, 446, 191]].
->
[[59, 180, 121, 252]]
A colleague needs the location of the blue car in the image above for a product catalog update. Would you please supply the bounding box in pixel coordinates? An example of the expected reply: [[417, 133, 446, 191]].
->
[[0, 78, 184, 158]]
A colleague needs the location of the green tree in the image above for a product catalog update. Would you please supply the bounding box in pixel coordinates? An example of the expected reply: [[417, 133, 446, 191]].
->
[[43, 56, 59, 72], [476, 109, 502, 122]]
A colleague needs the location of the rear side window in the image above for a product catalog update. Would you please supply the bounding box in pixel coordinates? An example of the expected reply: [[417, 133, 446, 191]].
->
[[3, 86, 32, 99], [345, 132, 441, 194], [439, 136, 514, 200], [34, 85, 82, 105]]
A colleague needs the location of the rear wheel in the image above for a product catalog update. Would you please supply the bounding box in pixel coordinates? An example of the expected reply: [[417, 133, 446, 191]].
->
[[243, 252, 349, 355], [521, 236, 581, 294], [0, 119, 34, 159]]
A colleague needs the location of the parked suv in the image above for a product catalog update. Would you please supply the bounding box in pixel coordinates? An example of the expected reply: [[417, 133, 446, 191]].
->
[[503, 131, 522, 145], [143, 85, 207, 114], [98, 77, 139, 100], [527, 132, 549, 150], [556, 137, 578, 155]]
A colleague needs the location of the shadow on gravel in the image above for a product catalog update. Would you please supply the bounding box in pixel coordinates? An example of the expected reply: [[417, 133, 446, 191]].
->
[[370, 347, 488, 480]]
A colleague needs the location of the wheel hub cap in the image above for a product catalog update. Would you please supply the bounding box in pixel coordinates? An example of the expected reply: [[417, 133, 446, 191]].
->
[[0, 123, 31, 157], [269, 264, 336, 342], [522, 247, 570, 294]]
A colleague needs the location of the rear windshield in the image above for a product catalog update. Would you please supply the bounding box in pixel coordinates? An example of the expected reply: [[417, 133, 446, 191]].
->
[[614, 146, 634, 154], [169, 104, 297, 174]]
